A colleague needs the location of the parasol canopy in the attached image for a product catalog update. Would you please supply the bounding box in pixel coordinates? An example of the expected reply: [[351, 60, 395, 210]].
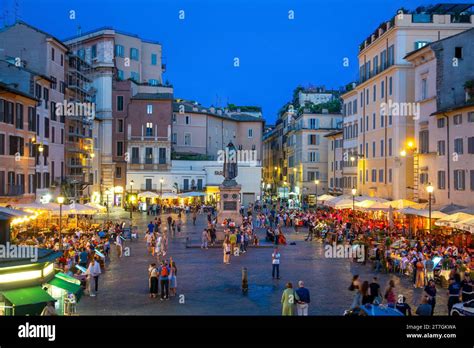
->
[[434, 212, 474, 227]]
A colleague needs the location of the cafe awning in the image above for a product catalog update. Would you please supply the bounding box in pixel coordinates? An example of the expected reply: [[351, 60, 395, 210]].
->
[[317, 194, 335, 202], [453, 217, 474, 233], [47, 273, 82, 299], [398, 207, 447, 219], [1, 286, 55, 307], [435, 212, 474, 227], [382, 199, 425, 210]]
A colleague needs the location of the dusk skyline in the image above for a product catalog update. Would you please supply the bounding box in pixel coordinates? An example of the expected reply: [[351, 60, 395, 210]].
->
[[2, 0, 469, 123]]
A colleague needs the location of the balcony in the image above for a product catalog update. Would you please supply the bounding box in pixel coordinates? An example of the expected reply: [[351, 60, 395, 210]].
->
[[140, 184, 158, 191]]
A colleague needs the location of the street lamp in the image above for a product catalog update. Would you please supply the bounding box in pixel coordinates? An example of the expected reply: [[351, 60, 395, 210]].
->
[[314, 179, 320, 210], [160, 178, 164, 213], [57, 196, 65, 251], [105, 189, 111, 221], [426, 183, 434, 233], [351, 187, 357, 212], [129, 180, 134, 219]]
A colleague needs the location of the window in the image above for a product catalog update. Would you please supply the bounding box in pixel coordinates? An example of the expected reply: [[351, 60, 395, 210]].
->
[[50, 76, 57, 90], [379, 169, 384, 183], [116, 141, 123, 156], [130, 48, 139, 60], [43, 88, 49, 108], [468, 137, 474, 154], [381, 50, 387, 70], [115, 166, 122, 179], [77, 48, 85, 60], [117, 96, 124, 111], [388, 114, 392, 125], [438, 171, 446, 189], [414, 41, 429, 50], [420, 173, 428, 185], [380, 114, 384, 127], [365, 169, 369, 183], [366, 89, 369, 105], [372, 113, 376, 129], [185, 115, 190, 125], [147, 105, 153, 114], [51, 126, 55, 143], [388, 45, 394, 66], [146, 122, 153, 136], [145, 148, 153, 164], [15, 103, 23, 129], [365, 142, 368, 158], [172, 133, 177, 144], [51, 47, 55, 61], [389, 77, 393, 95], [468, 112, 474, 123], [437, 118, 445, 128], [453, 114, 462, 125], [91, 45, 97, 59], [131, 147, 139, 164], [50, 102, 56, 121], [159, 148, 166, 164], [248, 128, 253, 138], [149, 79, 159, 86], [455, 46, 463, 59], [183, 179, 189, 191], [454, 138, 463, 154], [61, 129, 64, 144], [371, 169, 376, 182], [117, 119, 124, 133], [197, 178, 203, 190], [373, 85, 376, 101], [419, 130, 429, 154], [44, 118, 50, 138], [130, 72, 140, 82], [471, 170, 474, 191], [421, 78, 427, 100], [115, 45, 124, 57], [380, 139, 384, 157], [117, 70, 124, 80], [0, 134, 4, 155], [372, 141, 376, 158], [184, 133, 191, 146], [388, 168, 392, 183], [151, 53, 157, 65], [309, 118, 319, 129], [388, 138, 392, 156], [308, 134, 317, 145], [438, 140, 446, 155], [454, 170, 465, 190]]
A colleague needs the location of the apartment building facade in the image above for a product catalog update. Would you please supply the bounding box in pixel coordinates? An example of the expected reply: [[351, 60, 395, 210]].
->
[[351, 5, 474, 201], [406, 27, 474, 207], [284, 110, 342, 206], [0, 82, 37, 204], [325, 130, 344, 196], [64, 27, 168, 206], [0, 21, 68, 202], [341, 87, 359, 195]]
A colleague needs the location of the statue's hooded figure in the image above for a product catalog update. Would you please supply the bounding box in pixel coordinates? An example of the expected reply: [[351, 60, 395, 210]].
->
[[223, 142, 238, 181]]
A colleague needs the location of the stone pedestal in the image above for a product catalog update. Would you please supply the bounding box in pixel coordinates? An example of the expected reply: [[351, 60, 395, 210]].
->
[[216, 182, 242, 241]]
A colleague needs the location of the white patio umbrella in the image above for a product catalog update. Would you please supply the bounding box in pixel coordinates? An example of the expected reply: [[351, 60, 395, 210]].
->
[[179, 191, 206, 198], [399, 207, 447, 219], [435, 212, 474, 227], [138, 191, 160, 198]]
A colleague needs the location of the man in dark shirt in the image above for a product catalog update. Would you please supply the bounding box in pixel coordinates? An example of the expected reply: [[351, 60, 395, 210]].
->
[[369, 277, 381, 304], [147, 221, 155, 233], [461, 273, 473, 302], [416, 296, 432, 316], [447, 276, 461, 315], [395, 296, 412, 316], [295, 280, 311, 316]]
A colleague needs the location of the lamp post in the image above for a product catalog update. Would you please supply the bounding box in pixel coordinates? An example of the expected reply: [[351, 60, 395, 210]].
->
[[351, 187, 357, 212], [160, 178, 164, 214], [426, 183, 434, 233], [57, 196, 65, 251], [314, 179, 320, 210], [129, 179, 134, 219], [105, 189, 110, 221]]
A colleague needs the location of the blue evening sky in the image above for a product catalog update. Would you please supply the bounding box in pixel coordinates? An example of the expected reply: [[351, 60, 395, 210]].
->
[[3, 0, 468, 123]]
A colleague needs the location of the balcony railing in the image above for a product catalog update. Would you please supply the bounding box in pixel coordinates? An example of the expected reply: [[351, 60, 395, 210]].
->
[[451, 14, 472, 23], [140, 184, 158, 191], [2, 185, 25, 196]]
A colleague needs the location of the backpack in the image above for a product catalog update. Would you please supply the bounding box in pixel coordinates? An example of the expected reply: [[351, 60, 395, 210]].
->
[[161, 266, 169, 277]]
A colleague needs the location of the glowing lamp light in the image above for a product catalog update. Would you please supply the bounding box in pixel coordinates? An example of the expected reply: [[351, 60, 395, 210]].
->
[[400, 149, 407, 157], [57, 196, 65, 204], [426, 184, 434, 194], [407, 141, 414, 149], [315, 180, 320, 185], [351, 188, 357, 196]]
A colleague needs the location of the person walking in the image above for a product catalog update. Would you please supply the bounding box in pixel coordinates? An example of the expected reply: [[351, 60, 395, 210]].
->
[[201, 229, 210, 249], [115, 233, 123, 258], [369, 277, 381, 304], [424, 279, 437, 315], [223, 237, 231, 264], [447, 275, 462, 315], [295, 280, 310, 316], [169, 258, 178, 297], [415, 258, 425, 288], [384, 280, 396, 308], [148, 263, 158, 298], [86, 258, 102, 297], [281, 282, 296, 316], [192, 209, 197, 226], [159, 261, 170, 300], [272, 247, 281, 279]]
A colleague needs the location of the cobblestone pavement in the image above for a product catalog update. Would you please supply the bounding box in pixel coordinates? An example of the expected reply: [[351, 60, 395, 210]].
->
[[77, 211, 448, 315]]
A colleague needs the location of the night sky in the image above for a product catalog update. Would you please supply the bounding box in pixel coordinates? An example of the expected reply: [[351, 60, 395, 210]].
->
[[2, 0, 467, 123]]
